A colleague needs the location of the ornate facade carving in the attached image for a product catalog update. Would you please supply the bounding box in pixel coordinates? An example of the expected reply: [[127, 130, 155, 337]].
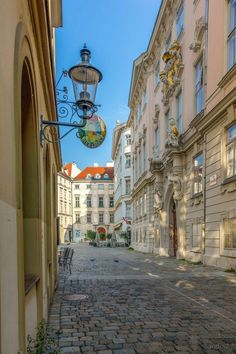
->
[[160, 41, 183, 105], [189, 16, 206, 52], [154, 181, 163, 215], [166, 118, 179, 147], [168, 175, 183, 201]]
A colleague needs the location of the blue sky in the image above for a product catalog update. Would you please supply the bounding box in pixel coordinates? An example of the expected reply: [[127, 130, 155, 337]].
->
[[56, 0, 161, 169]]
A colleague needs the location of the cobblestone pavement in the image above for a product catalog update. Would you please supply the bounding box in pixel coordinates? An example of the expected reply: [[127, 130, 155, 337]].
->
[[48, 244, 236, 353]]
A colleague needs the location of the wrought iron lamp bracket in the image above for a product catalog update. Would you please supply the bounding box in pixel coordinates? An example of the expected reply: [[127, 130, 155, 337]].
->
[[40, 69, 101, 145]]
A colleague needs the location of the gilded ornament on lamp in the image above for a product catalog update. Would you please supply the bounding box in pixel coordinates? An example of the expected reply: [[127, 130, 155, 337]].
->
[[160, 40, 183, 105]]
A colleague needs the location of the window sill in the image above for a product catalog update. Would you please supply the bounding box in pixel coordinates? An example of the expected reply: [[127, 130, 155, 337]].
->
[[222, 175, 236, 186], [191, 192, 203, 199], [25, 275, 40, 295], [218, 63, 236, 89]]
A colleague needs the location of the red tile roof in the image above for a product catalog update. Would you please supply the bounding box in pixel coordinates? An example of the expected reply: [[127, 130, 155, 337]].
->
[[75, 166, 114, 180], [63, 162, 73, 177]]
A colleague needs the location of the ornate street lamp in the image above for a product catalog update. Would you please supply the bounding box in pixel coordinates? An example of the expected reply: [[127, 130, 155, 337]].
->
[[40, 45, 106, 146]]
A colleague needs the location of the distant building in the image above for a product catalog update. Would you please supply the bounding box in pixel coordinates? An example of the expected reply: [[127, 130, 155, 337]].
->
[[112, 122, 132, 243], [57, 163, 81, 243], [72, 163, 115, 241]]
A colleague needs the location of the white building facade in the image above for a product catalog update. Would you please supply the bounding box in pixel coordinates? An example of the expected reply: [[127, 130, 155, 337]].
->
[[72, 165, 115, 241], [112, 122, 132, 243]]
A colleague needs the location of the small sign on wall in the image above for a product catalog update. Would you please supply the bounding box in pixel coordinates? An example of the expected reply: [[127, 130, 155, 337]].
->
[[209, 174, 217, 186]]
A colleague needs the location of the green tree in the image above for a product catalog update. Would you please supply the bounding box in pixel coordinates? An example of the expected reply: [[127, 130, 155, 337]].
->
[[86, 230, 96, 241]]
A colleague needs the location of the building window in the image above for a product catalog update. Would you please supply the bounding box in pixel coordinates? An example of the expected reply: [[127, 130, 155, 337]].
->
[[176, 2, 184, 38], [98, 184, 104, 189], [177, 91, 183, 134], [144, 193, 147, 215], [154, 128, 160, 151], [135, 111, 138, 128], [138, 99, 142, 120], [99, 213, 104, 223], [87, 184, 91, 189], [192, 223, 201, 248], [140, 196, 143, 217], [195, 58, 204, 114], [143, 88, 147, 109], [165, 110, 170, 138], [110, 213, 114, 223], [75, 184, 80, 189], [125, 202, 131, 218], [75, 196, 80, 208], [193, 154, 203, 195], [226, 123, 236, 178], [109, 196, 114, 208], [104, 173, 109, 179], [166, 32, 172, 51], [108, 183, 113, 189], [155, 62, 160, 86], [87, 196, 92, 207], [98, 196, 104, 208], [143, 142, 146, 171], [224, 218, 236, 249], [125, 179, 131, 195], [228, 0, 236, 69], [87, 213, 91, 223], [125, 153, 131, 168], [95, 173, 101, 179], [75, 213, 80, 223], [125, 134, 131, 146], [86, 174, 92, 179]]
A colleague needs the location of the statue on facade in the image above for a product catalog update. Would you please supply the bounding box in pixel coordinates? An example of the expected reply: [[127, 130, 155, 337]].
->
[[166, 118, 179, 148], [153, 182, 163, 215], [168, 175, 183, 201], [160, 41, 183, 104]]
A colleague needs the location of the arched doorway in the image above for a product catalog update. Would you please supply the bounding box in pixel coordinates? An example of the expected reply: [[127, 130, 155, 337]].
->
[[21, 60, 41, 338], [169, 197, 178, 257], [97, 227, 106, 235]]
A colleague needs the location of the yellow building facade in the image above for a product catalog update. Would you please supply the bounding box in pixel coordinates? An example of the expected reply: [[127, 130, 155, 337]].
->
[[0, 0, 62, 352]]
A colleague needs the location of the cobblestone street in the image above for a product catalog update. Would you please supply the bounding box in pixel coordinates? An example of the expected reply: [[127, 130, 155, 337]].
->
[[48, 244, 236, 353]]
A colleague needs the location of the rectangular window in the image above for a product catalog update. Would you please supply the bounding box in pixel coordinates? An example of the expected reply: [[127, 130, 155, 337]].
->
[[87, 184, 91, 189], [109, 183, 114, 189], [166, 32, 172, 51], [125, 153, 131, 168], [87, 196, 92, 207], [143, 88, 147, 109], [99, 213, 104, 223], [165, 110, 170, 138], [228, 0, 236, 69], [125, 134, 132, 146], [98, 196, 104, 208], [75, 184, 80, 189], [87, 213, 91, 223], [226, 124, 236, 177], [176, 2, 184, 38], [109, 196, 114, 208], [195, 58, 204, 114], [98, 184, 104, 189], [193, 154, 203, 195], [75, 196, 80, 208], [224, 218, 236, 249], [110, 213, 114, 223], [144, 193, 147, 215], [125, 179, 131, 195], [192, 223, 202, 248], [143, 143, 146, 171], [154, 128, 160, 150], [155, 62, 160, 86], [177, 91, 183, 134], [75, 213, 80, 223], [125, 202, 131, 218]]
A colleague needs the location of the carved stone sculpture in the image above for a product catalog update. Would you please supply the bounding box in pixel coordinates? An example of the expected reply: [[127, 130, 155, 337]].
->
[[160, 41, 183, 104], [166, 118, 179, 147], [168, 175, 183, 201], [154, 182, 163, 214]]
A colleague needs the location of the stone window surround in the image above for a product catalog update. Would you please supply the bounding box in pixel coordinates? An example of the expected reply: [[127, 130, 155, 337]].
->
[[189, 217, 204, 253], [220, 114, 236, 186], [220, 208, 236, 257]]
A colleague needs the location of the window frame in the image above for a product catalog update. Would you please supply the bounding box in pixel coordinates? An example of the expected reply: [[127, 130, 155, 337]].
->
[[176, 2, 184, 38], [192, 153, 203, 196], [226, 123, 236, 178], [195, 57, 204, 114], [228, 0, 236, 69]]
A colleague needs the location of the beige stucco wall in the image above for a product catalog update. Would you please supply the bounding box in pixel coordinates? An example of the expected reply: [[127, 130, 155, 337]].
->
[[0, 0, 61, 352]]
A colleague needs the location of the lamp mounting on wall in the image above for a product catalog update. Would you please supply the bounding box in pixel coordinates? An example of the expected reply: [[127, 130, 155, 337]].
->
[[40, 45, 105, 146]]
